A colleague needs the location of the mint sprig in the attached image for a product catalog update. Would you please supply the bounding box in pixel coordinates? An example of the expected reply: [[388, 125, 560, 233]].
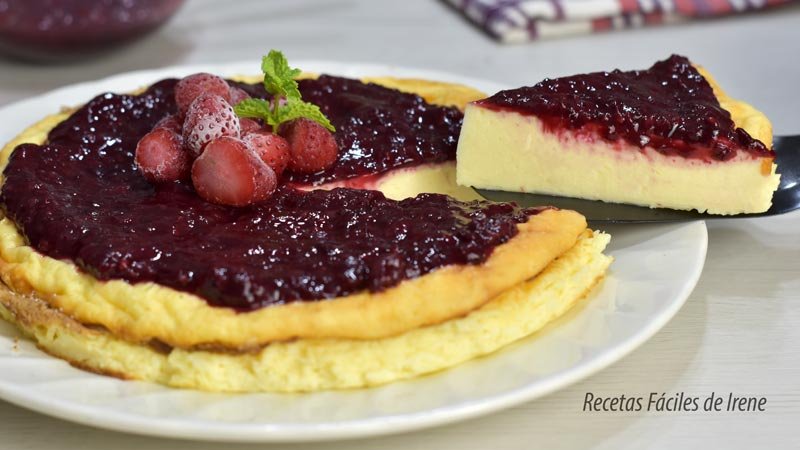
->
[[234, 50, 335, 132], [261, 50, 302, 99]]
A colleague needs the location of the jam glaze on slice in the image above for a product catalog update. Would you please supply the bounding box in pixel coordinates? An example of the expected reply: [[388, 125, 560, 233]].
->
[[477, 54, 773, 162], [1, 77, 540, 311]]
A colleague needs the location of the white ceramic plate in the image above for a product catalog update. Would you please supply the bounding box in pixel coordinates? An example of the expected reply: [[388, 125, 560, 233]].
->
[[0, 61, 708, 442]]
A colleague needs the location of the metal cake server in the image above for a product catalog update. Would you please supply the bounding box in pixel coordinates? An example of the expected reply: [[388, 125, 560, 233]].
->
[[476, 135, 800, 224]]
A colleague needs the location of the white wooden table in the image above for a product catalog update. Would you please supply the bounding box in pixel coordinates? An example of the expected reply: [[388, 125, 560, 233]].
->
[[0, 1, 798, 448]]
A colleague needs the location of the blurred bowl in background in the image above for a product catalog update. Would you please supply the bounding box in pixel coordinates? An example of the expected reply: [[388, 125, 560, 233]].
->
[[0, 0, 185, 62]]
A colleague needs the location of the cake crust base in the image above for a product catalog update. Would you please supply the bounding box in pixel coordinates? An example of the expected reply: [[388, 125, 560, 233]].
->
[[0, 231, 612, 393]]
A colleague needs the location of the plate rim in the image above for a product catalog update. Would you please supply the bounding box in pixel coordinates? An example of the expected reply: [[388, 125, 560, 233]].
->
[[0, 60, 708, 442]]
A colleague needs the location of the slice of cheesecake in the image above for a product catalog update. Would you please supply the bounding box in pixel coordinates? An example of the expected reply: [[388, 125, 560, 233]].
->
[[456, 55, 780, 215]]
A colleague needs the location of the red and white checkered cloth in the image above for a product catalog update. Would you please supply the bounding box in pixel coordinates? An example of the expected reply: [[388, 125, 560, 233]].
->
[[446, 0, 797, 43]]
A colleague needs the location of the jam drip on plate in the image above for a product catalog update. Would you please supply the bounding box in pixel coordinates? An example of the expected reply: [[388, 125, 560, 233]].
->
[[478, 54, 772, 161], [234, 75, 464, 185], [1, 78, 537, 311]]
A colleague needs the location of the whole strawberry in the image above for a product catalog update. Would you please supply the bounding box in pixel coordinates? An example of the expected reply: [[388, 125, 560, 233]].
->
[[242, 130, 291, 176], [191, 137, 277, 207], [183, 93, 241, 157], [175, 73, 231, 115], [135, 128, 190, 183], [280, 118, 339, 173]]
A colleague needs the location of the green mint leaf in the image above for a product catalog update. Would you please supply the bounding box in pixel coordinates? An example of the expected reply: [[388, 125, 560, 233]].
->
[[233, 98, 273, 122], [276, 97, 336, 132], [261, 50, 302, 99]]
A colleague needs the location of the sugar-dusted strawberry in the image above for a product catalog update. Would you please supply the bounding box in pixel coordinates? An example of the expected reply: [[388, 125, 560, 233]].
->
[[280, 118, 339, 173], [135, 128, 190, 183], [239, 118, 263, 135], [229, 86, 251, 105], [175, 73, 231, 115], [191, 137, 277, 206], [183, 93, 240, 157], [154, 114, 182, 134], [242, 130, 291, 176]]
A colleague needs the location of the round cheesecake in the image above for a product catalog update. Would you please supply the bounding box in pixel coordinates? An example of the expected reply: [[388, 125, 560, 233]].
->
[[0, 75, 612, 392]]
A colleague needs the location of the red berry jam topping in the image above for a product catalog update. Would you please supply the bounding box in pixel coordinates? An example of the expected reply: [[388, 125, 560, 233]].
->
[[0, 0, 184, 61], [478, 55, 772, 161], [232, 75, 464, 185], [1, 79, 538, 311]]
